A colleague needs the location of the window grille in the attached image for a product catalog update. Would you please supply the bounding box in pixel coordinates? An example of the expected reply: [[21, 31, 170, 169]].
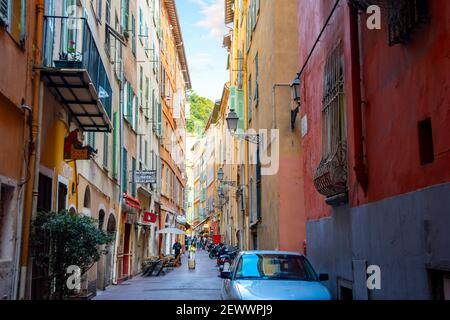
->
[[313, 44, 348, 202], [349, 0, 430, 46]]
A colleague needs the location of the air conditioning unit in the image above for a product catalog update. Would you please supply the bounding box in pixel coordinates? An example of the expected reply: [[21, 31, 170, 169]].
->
[[0, 0, 9, 28]]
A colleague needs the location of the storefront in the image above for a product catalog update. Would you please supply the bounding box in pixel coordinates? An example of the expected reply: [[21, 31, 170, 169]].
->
[[118, 193, 140, 282]]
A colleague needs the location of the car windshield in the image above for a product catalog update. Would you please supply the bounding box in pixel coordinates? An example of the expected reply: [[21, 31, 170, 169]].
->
[[234, 254, 318, 281]]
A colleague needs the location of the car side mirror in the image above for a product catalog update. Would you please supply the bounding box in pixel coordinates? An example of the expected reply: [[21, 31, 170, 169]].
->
[[319, 273, 329, 281], [220, 271, 232, 280]]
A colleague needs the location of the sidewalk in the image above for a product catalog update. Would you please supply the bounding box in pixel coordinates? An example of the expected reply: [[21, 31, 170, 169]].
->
[[94, 250, 222, 300]]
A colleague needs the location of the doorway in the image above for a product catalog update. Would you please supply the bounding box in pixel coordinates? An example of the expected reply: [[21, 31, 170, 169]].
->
[[122, 223, 131, 278], [104, 214, 116, 288]]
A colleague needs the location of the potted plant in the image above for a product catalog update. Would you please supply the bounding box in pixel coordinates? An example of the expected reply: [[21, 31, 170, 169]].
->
[[54, 40, 83, 69], [31, 210, 114, 300]]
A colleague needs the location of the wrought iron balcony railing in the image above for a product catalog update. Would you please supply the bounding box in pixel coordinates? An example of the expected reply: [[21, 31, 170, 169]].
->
[[42, 16, 113, 131], [313, 142, 348, 206]]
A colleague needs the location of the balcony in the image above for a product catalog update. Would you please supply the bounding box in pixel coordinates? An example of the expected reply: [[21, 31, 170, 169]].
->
[[41, 16, 112, 132], [313, 142, 348, 206]]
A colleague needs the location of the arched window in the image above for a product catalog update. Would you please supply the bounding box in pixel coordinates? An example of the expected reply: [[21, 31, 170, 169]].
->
[[83, 186, 91, 208], [98, 210, 105, 230], [106, 214, 116, 234]]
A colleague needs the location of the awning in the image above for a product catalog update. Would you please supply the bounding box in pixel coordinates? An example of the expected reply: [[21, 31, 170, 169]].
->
[[156, 227, 186, 235], [41, 69, 112, 132], [192, 216, 210, 230], [122, 193, 141, 213], [176, 215, 191, 229]]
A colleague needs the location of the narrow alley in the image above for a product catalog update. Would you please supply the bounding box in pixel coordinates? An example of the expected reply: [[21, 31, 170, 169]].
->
[[94, 251, 222, 300]]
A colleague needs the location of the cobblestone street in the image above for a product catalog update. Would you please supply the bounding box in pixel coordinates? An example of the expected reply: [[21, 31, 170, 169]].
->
[[94, 251, 222, 300]]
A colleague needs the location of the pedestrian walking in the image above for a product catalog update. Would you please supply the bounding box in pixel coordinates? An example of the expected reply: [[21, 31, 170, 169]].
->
[[188, 242, 197, 269], [173, 239, 182, 267]]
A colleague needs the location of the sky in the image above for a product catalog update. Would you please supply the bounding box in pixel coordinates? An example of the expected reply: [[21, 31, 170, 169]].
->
[[176, 0, 229, 102]]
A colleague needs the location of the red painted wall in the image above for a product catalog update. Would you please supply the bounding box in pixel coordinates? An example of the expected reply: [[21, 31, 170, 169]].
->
[[298, 0, 450, 221]]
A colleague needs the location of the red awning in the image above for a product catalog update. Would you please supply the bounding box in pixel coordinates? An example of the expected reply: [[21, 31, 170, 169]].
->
[[123, 193, 141, 210]]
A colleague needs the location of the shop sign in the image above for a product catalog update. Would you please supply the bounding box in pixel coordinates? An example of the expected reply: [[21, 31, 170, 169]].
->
[[134, 170, 157, 184]]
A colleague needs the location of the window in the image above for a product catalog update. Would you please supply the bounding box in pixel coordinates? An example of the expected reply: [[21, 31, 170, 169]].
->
[[87, 132, 96, 149], [91, 0, 102, 22], [105, 0, 111, 25], [121, 0, 129, 32], [122, 148, 128, 193], [388, 0, 430, 46], [249, 177, 255, 223], [321, 45, 346, 161], [131, 157, 136, 196], [37, 174, 52, 212], [131, 14, 136, 56], [83, 186, 91, 209], [418, 118, 434, 165], [1, 0, 26, 45], [313, 43, 348, 201], [57, 181, 68, 213], [144, 140, 148, 167], [112, 112, 119, 179], [234, 254, 318, 281], [103, 133, 108, 168]]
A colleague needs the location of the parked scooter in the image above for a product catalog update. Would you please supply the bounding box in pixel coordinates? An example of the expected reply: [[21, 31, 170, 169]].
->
[[209, 244, 223, 259]]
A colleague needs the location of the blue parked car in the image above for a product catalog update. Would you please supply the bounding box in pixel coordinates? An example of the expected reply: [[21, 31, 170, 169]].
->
[[220, 251, 331, 300]]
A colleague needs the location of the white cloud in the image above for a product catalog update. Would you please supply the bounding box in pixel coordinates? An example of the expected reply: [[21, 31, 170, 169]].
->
[[189, 0, 227, 40]]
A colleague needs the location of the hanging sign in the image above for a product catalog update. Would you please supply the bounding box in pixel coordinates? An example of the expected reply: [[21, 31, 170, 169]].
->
[[134, 170, 157, 184]]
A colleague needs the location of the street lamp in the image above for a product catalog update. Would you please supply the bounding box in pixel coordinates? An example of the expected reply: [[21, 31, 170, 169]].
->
[[225, 110, 260, 145], [217, 167, 236, 186], [226, 109, 239, 132], [290, 75, 301, 130], [217, 167, 224, 182], [290, 75, 301, 102]]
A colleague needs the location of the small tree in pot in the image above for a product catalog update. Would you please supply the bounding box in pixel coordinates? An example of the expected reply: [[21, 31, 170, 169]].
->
[[31, 210, 114, 300]]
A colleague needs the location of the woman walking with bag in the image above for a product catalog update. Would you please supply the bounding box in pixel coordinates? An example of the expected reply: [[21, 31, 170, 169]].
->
[[188, 243, 197, 270]]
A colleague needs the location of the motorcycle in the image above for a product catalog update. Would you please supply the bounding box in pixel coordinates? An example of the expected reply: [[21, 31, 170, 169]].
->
[[217, 248, 239, 271], [209, 244, 223, 259]]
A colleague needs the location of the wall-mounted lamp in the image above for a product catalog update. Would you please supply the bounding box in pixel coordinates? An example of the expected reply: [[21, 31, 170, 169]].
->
[[290, 75, 301, 130]]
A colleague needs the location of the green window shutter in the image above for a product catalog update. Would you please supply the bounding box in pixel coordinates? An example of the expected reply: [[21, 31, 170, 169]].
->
[[103, 133, 108, 168], [229, 86, 236, 110], [157, 102, 162, 137], [122, 147, 128, 194], [237, 90, 245, 131], [132, 157, 136, 196], [134, 94, 138, 129], [131, 15, 136, 56], [127, 82, 133, 121], [112, 112, 118, 179]]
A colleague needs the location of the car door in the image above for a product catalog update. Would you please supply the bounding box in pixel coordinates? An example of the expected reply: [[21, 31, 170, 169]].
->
[[223, 253, 241, 300]]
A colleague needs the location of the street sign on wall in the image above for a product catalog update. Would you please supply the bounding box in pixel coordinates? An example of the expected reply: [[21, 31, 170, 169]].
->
[[134, 170, 157, 184]]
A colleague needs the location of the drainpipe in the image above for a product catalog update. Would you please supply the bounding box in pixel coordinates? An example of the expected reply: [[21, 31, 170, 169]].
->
[[349, 5, 368, 194], [18, 0, 45, 299], [112, 79, 125, 285]]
